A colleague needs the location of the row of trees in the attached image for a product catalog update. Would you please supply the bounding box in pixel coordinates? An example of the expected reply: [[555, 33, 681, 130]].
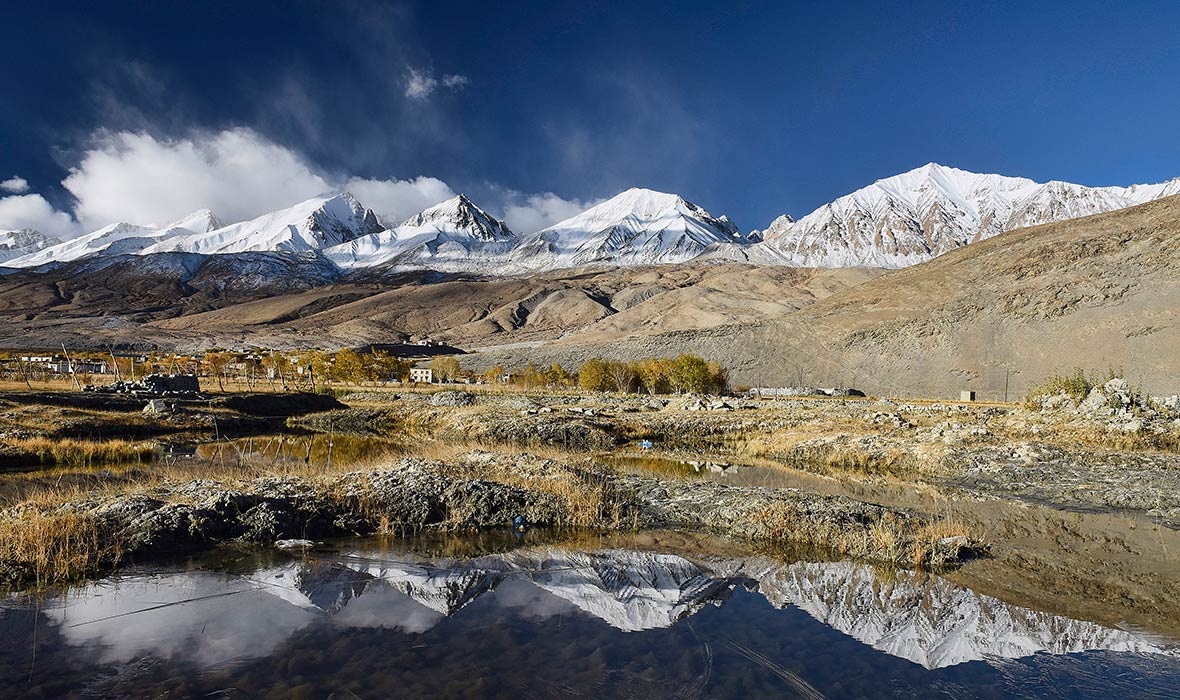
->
[[576, 355, 728, 395], [0, 348, 730, 395]]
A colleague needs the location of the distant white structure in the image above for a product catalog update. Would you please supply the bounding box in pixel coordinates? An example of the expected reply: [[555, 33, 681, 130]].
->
[[410, 367, 434, 384], [960, 390, 976, 402]]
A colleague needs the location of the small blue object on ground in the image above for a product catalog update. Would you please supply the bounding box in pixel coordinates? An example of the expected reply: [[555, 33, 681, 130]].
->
[[637, 440, 654, 449], [512, 515, 529, 532]]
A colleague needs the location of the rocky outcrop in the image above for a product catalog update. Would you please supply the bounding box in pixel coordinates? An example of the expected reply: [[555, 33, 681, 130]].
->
[[1032, 377, 1180, 434]]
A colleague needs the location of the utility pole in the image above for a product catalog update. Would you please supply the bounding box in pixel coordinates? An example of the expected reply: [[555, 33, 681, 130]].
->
[[108, 348, 122, 382], [61, 343, 82, 391], [1004, 368, 1010, 403]]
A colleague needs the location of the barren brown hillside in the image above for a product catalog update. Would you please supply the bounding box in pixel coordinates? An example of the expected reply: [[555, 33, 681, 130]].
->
[[0, 262, 878, 353], [474, 195, 1180, 398]]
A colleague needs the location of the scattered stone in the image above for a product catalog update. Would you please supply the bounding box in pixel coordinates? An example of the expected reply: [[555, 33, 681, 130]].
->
[[866, 411, 913, 429], [429, 391, 474, 407], [86, 373, 204, 399]]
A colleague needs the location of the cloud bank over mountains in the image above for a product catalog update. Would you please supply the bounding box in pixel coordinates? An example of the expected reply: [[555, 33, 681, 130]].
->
[[0, 128, 588, 239]]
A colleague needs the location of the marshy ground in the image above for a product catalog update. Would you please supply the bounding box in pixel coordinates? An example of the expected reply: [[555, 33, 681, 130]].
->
[[1, 384, 1178, 641]]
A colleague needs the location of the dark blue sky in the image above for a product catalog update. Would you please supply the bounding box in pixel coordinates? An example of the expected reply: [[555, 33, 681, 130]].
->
[[3, 0, 1179, 231]]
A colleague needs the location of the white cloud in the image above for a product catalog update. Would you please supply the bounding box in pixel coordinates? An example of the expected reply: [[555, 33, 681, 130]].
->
[[25, 127, 587, 241], [342, 176, 455, 224], [63, 129, 332, 230], [58, 128, 460, 233], [0, 176, 29, 194], [0, 193, 77, 237], [502, 191, 598, 234], [404, 67, 469, 99]]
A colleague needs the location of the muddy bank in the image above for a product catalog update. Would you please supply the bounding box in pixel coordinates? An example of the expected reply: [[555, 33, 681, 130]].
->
[[0, 451, 980, 588], [943, 441, 1180, 526]]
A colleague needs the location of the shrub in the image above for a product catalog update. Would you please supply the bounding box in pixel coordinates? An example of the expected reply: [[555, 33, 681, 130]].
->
[[1024, 368, 1092, 408]]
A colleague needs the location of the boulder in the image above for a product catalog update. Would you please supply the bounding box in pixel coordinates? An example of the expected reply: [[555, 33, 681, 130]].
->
[[143, 399, 172, 415]]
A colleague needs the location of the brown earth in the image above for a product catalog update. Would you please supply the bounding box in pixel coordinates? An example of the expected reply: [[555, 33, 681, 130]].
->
[[0, 262, 878, 353]]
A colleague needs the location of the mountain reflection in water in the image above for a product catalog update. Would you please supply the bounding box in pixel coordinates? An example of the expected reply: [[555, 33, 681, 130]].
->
[[2, 537, 1177, 699]]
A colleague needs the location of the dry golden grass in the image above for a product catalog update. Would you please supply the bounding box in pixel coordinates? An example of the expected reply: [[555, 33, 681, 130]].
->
[[1034, 423, 1180, 453], [750, 504, 980, 570], [3, 436, 159, 468], [0, 506, 119, 587]]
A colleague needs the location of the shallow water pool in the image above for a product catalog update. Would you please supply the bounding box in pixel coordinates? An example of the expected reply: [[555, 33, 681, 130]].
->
[[3, 532, 1177, 699]]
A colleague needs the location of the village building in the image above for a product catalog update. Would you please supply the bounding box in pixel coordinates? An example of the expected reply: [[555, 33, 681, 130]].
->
[[409, 367, 434, 384]]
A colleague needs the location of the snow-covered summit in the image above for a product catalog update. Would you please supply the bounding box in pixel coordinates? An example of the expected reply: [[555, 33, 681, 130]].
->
[[323, 193, 516, 271], [0, 228, 59, 265], [508, 187, 748, 271], [400, 194, 514, 242], [163, 208, 222, 236], [142, 193, 382, 256], [758, 163, 1180, 268]]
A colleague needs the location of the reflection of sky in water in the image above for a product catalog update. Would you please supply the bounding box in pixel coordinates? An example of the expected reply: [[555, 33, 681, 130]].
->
[[40, 573, 319, 666], [2, 543, 1178, 699]]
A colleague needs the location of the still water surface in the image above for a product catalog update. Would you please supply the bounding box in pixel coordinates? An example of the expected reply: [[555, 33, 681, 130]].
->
[[2, 533, 1177, 699]]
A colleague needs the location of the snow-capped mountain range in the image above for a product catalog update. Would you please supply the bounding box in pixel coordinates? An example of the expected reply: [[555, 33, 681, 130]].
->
[[5, 209, 222, 268], [756, 163, 1180, 267], [4, 164, 1177, 274]]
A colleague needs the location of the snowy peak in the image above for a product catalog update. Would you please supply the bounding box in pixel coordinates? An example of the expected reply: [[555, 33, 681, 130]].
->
[[163, 208, 222, 235], [142, 193, 383, 255], [322, 193, 516, 271], [510, 187, 748, 270], [759, 163, 1180, 268], [400, 194, 514, 243], [0, 228, 59, 264], [6, 221, 165, 268]]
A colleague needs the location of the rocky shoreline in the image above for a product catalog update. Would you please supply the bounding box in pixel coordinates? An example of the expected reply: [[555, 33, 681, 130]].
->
[[0, 451, 981, 587]]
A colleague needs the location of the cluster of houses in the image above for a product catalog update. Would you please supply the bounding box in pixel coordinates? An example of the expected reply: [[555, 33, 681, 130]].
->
[[1, 340, 473, 387], [10, 354, 119, 376]]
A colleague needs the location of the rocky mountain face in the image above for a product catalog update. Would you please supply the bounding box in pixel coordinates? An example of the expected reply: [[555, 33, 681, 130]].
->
[[488, 193, 1180, 398], [758, 163, 1180, 268], [0, 228, 58, 265], [323, 194, 517, 271]]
